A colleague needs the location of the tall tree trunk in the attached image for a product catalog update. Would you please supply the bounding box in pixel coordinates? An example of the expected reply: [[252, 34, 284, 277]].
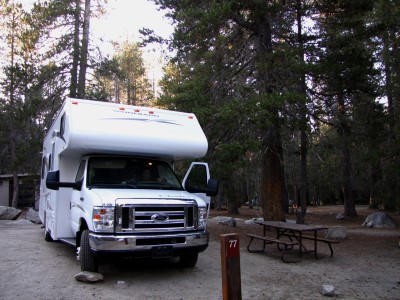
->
[[296, 0, 308, 224], [70, 0, 80, 98], [251, 15, 286, 222], [337, 95, 357, 217], [11, 173, 19, 208], [368, 162, 381, 208], [226, 173, 240, 214], [381, 0, 394, 117], [297, 130, 307, 223], [260, 126, 286, 221], [342, 146, 357, 216], [77, 0, 91, 98], [381, 1, 399, 209], [127, 81, 131, 105], [9, 8, 19, 208]]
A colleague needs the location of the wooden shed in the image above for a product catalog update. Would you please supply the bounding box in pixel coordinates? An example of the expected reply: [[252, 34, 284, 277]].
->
[[0, 174, 40, 209]]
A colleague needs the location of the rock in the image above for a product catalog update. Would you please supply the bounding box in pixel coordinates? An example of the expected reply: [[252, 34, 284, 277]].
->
[[245, 217, 263, 224], [0, 206, 22, 220], [336, 213, 345, 220], [25, 208, 42, 224], [326, 226, 347, 240], [362, 212, 397, 228], [218, 217, 236, 227], [13, 219, 35, 225], [321, 284, 335, 297], [116, 280, 128, 288], [74, 271, 104, 283]]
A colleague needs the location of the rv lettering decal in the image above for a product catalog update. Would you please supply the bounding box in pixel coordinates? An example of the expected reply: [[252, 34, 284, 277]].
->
[[102, 117, 182, 126], [113, 109, 160, 118]]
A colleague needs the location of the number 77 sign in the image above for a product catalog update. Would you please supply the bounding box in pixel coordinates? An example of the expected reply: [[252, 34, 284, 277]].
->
[[220, 233, 242, 300], [227, 238, 240, 257]]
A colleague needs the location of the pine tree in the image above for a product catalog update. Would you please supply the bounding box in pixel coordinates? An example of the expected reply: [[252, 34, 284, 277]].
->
[[311, 0, 379, 216]]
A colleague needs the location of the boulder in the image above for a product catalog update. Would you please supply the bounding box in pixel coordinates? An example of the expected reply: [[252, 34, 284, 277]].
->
[[25, 208, 42, 224], [326, 226, 347, 240], [321, 284, 335, 297], [0, 206, 22, 220], [362, 212, 397, 228], [217, 216, 237, 227], [336, 213, 345, 220], [13, 219, 35, 225], [74, 271, 104, 283], [115, 280, 128, 288], [245, 217, 264, 224]]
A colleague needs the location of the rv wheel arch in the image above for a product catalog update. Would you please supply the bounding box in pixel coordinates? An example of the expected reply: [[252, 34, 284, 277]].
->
[[43, 211, 53, 242], [76, 219, 89, 247]]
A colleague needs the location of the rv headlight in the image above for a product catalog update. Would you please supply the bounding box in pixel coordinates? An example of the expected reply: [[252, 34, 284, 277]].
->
[[93, 207, 115, 232], [198, 207, 207, 229]]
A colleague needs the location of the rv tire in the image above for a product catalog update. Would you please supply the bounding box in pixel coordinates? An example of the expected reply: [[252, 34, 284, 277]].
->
[[179, 253, 198, 268], [80, 230, 98, 272], [44, 231, 53, 242]]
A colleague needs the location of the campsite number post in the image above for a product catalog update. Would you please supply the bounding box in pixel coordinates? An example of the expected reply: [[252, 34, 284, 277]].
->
[[220, 233, 242, 300]]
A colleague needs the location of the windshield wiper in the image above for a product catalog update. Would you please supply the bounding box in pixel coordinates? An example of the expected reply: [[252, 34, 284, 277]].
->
[[120, 182, 138, 189]]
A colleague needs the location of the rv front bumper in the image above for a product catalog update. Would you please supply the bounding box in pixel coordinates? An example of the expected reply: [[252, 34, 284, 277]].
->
[[88, 231, 209, 254]]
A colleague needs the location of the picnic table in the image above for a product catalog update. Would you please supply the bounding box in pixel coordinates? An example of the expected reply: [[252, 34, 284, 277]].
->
[[246, 220, 339, 263]]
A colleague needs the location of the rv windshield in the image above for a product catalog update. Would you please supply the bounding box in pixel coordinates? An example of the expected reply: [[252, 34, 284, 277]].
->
[[87, 157, 183, 190]]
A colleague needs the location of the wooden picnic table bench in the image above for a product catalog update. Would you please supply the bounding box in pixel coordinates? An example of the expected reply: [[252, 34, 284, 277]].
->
[[284, 233, 340, 258], [245, 233, 299, 263], [246, 221, 339, 262]]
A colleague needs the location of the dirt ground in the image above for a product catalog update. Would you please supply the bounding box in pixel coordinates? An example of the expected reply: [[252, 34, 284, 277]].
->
[[0, 205, 399, 300]]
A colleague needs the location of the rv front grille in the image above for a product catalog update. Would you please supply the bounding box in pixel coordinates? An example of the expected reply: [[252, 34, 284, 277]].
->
[[115, 201, 198, 233]]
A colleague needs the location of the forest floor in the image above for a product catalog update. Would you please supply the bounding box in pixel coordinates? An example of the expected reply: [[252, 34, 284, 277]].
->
[[0, 205, 399, 299], [207, 205, 400, 299]]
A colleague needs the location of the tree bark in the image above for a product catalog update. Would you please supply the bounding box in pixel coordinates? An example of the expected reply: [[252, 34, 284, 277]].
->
[[251, 13, 286, 221], [9, 7, 19, 208], [70, 0, 80, 98], [77, 0, 91, 98], [296, 0, 308, 224], [260, 126, 286, 221], [11, 173, 19, 208], [337, 95, 357, 217], [226, 174, 240, 214]]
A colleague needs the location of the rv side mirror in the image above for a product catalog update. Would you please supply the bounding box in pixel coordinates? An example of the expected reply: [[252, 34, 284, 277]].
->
[[46, 170, 83, 191], [46, 171, 60, 190], [206, 178, 218, 197]]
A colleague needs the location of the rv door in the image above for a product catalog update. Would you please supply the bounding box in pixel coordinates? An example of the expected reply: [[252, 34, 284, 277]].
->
[[182, 162, 218, 206]]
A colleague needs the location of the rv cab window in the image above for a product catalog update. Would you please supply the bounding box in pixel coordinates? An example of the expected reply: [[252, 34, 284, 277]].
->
[[87, 157, 183, 191]]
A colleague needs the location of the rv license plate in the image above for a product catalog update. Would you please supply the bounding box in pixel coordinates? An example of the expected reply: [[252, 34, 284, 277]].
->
[[152, 246, 173, 258]]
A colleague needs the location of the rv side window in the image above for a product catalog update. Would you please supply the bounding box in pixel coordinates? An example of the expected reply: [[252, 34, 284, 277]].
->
[[185, 164, 208, 190], [60, 113, 66, 138], [41, 157, 47, 179], [75, 160, 86, 182]]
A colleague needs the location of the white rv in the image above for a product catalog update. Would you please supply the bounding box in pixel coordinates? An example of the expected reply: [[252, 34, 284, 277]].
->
[[39, 98, 218, 272]]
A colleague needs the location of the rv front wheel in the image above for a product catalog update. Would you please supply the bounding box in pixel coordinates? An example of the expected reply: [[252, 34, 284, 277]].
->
[[80, 229, 98, 272], [179, 253, 198, 268]]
